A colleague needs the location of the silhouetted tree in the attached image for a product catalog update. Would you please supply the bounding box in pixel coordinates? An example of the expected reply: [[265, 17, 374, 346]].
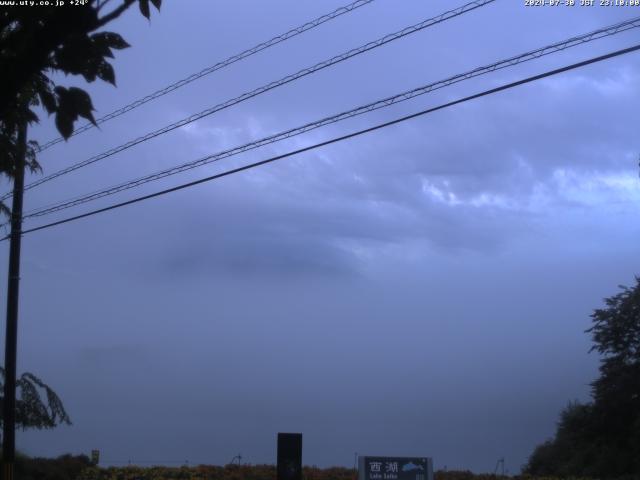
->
[[0, 367, 70, 431], [524, 276, 640, 478], [587, 276, 640, 475], [0, 0, 161, 214]]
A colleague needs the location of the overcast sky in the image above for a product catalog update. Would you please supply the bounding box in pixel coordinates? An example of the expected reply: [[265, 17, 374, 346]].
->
[[1, 0, 639, 474]]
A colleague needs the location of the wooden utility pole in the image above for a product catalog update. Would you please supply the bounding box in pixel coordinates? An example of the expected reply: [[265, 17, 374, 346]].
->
[[2, 120, 27, 480]]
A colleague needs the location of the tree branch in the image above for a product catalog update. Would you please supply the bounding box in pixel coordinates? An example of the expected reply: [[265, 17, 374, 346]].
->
[[96, 0, 116, 13], [96, 0, 137, 28]]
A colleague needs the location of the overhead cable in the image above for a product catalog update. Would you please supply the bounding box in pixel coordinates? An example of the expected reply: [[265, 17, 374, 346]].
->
[[8, 0, 496, 200], [8, 42, 639, 240], [35, 0, 377, 152], [21, 15, 640, 219]]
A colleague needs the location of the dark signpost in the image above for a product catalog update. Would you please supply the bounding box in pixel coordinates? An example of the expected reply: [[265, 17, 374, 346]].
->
[[358, 456, 433, 480], [277, 433, 302, 480]]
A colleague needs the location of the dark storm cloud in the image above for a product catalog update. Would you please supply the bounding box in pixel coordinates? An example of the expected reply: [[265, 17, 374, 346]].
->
[[163, 232, 360, 277], [129, 164, 532, 280]]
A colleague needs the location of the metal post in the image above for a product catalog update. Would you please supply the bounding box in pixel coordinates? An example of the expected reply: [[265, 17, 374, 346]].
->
[[2, 120, 27, 480]]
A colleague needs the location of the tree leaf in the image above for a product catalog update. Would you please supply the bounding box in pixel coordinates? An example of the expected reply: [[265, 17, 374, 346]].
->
[[67, 87, 96, 125], [91, 31, 130, 50], [53, 34, 93, 76], [26, 141, 42, 174], [54, 86, 80, 137], [38, 88, 57, 115], [24, 108, 39, 125], [55, 112, 74, 140], [97, 61, 116, 86], [150, 0, 161, 11], [53, 85, 72, 113], [139, 0, 150, 19], [54, 32, 120, 84]]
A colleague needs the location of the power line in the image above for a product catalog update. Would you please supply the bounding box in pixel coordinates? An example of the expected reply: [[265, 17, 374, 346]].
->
[[7, 0, 496, 199], [20, 15, 640, 220], [23, 0, 495, 189], [35, 0, 376, 152], [8, 43, 639, 240]]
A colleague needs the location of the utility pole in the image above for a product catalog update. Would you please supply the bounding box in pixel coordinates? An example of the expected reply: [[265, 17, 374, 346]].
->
[[2, 120, 27, 480]]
